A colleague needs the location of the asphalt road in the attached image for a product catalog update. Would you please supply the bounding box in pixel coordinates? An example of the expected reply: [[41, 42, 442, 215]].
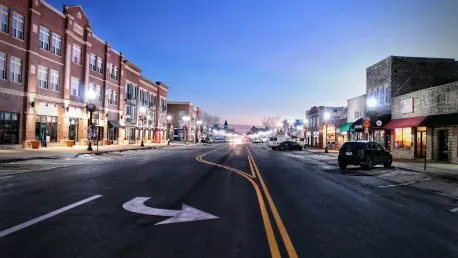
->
[[1, 143, 458, 258]]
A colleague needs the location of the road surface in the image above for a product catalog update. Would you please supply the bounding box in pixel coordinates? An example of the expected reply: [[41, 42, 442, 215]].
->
[[1, 143, 458, 258]]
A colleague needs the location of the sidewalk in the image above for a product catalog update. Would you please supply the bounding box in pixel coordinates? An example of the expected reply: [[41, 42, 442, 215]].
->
[[0, 142, 187, 163], [305, 147, 339, 154], [304, 148, 458, 181]]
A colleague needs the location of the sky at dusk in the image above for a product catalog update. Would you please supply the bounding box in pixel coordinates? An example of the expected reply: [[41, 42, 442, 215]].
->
[[49, 0, 458, 127]]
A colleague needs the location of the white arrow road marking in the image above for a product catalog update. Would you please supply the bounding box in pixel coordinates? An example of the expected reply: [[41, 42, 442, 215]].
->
[[450, 207, 458, 213], [122, 197, 219, 226], [0, 194, 102, 238]]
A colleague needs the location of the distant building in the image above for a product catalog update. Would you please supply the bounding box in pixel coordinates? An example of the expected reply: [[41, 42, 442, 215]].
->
[[305, 106, 346, 149], [167, 101, 201, 141]]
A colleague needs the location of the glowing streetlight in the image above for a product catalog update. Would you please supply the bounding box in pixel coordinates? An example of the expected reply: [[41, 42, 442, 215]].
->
[[367, 98, 377, 109], [182, 116, 190, 143], [86, 89, 97, 151], [87, 89, 96, 101], [139, 106, 147, 147], [166, 115, 172, 145]]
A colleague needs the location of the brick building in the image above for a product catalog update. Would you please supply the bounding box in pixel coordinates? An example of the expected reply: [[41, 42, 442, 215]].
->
[[0, 0, 168, 148], [167, 101, 201, 142], [385, 81, 458, 164]]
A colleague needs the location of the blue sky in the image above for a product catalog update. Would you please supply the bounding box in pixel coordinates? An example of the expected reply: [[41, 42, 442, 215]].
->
[[48, 0, 458, 127]]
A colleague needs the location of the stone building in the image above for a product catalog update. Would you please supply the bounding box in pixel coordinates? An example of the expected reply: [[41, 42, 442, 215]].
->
[[0, 0, 168, 148], [384, 81, 458, 164]]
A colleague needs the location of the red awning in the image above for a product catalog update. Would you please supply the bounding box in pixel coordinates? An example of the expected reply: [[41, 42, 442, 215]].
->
[[384, 116, 427, 129]]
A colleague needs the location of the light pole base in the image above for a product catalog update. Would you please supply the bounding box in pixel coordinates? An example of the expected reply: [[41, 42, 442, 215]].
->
[[87, 142, 92, 151], [324, 147, 328, 153], [141, 140, 144, 147]]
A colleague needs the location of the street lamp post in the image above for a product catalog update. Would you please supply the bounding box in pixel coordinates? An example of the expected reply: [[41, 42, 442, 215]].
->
[[139, 106, 146, 147], [366, 98, 377, 141], [167, 115, 172, 145], [304, 119, 309, 149], [182, 116, 190, 144], [86, 89, 97, 151], [324, 112, 331, 153]]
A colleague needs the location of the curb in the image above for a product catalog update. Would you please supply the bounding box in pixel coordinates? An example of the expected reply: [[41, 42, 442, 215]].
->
[[73, 144, 184, 157], [0, 156, 61, 164], [391, 165, 458, 182]]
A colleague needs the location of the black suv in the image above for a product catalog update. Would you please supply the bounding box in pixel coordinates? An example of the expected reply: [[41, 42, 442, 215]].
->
[[278, 141, 303, 151], [338, 141, 392, 171]]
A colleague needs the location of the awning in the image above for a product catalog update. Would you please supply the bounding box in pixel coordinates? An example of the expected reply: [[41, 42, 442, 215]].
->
[[384, 116, 427, 129], [108, 120, 123, 128], [350, 114, 391, 131], [420, 113, 458, 127], [338, 122, 353, 134]]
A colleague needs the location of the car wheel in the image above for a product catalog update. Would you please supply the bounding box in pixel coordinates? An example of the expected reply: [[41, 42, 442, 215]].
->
[[384, 156, 392, 168], [366, 157, 374, 170], [339, 162, 347, 171]]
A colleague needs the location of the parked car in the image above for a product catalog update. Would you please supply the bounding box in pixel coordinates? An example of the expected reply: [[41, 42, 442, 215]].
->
[[213, 138, 224, 143], [252, 138, 263, 143], [338, 141, 392, 172], [277, 141, 303, 151], [268, 136, 291, 150]]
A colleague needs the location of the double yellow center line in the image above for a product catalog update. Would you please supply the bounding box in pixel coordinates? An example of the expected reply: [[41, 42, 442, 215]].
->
[[196, 146, 297, 258]]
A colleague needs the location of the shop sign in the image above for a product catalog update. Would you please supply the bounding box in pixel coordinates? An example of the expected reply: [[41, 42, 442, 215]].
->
[[363, 120, 371, 128], [401, 98, 414, 114], [376, 120, 383, 127], [354, 125, 363, 129]]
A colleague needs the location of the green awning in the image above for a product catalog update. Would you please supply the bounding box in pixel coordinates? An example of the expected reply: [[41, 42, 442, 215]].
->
[[338, 122, 353, 134]]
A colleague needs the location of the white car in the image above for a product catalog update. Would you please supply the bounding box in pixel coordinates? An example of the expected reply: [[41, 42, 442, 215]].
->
[[267, 136, 291, 150], [213, 138, 224, 143]]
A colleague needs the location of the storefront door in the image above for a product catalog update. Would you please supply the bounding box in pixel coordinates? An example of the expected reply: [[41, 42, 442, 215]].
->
[[69, 119, 78, 142], [438, 130, 449, 161], [415, 131, 426, 158], [35, 116, 58, 143]]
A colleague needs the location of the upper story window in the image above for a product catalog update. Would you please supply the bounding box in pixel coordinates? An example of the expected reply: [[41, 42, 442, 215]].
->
[[160, 98, 167, 112], [379, 87, 384, 105], [71, 77, 80, 97], [132, 85, 137, 99], [113, 66, 118, 80], [149, 94, 156, 108], [109, 64, 115, 79], [10, 56, 22, 83], [12, 12, 24, 40], [178, 111, 185, 118], [0, 5, 8, 34], [89, 55, 96, 71], [50, 70, 59, 92], [37, 66, 48, 89], [39, 27, 50, 50], [125, 83, 131, 100], [72, 44, 81, 64], [51, 33, 61, 56], [385, 87, 390, 104], [0, 52, 5, 80], [108, 89, 113, 104], [97, 58, 103, 73], [113, 90, 117, 105]]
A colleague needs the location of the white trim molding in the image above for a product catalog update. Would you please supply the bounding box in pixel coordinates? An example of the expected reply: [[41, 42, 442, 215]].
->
[[124, 65, 140, 76], [29, 50, 64, 66], [41, 0, 66, 18], [160, 86, 168, 92], [30, 8, 41, 15]]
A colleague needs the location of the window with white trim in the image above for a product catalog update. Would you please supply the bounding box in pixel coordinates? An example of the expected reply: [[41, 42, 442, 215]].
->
[[97, 85, 103, 102], [72, 44, 81, 64], [71, 77, 80, 97], [160, 98, 167, 112], [379, 87, 384, 105], [114, 66, 118, 80], [37, 66, 48, 89], [10, 56, 22, 83], [0, 52, 5, 80], [149, 94, 156, 108], [125, 83, 131, 100], [113, 91, 117, 105], [39, 27, 50, 50], [132, 85, 137, 99], [109, 64, 114, 79], [125, 105, 131, 116], [97, 58, 103, 73], [51, 33, 61, 56], [108, 89, 113, 104], [132, 106, 136, 118], [0, 5, 8, 34], [12, 12, 24, 40], [385, 87, 390, 104], [50, 70, 59, 91], [90, 55, 96, 71]]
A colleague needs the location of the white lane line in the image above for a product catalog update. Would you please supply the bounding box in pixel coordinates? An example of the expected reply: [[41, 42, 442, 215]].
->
[[0, 194, 102, 238], [378, 178, 432, 188], [450, 207, 458, 213]]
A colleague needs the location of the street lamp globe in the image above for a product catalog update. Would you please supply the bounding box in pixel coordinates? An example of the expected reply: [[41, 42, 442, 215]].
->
[[304, 119, 309, 125], [139, 106, 146, 114], [182, 116, 190, 122], [323, 112, 331, 120], [167, 115, 172, 121], [276, 122, 283, 127], [87, 89, 96, 100], [197, 120, 202, 125], [367, 98, 377, 109]]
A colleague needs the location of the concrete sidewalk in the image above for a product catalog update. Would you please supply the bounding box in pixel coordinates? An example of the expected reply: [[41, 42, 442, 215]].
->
[[305, 148, 458, 181], [0, 142, 188, 163]]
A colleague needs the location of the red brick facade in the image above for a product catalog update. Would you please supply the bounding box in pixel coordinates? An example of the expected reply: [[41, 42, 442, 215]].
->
[[0, 0, 168, 147]]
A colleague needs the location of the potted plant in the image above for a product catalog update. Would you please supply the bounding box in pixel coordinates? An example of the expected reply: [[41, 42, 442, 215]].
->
[[65, 140, 74, 147], [106, 140, 113, 145], [30, 140, 40, 149]]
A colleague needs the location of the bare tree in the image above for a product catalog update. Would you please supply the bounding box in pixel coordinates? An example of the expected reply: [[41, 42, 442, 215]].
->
[[262, 116, 280, 129], [201, 112, 221, 128]]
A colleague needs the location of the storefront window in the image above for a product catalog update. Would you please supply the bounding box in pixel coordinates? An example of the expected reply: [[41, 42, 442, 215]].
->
[[0, 112, 19, 144], [394, 128, 411, 150], [35, 115, 58, 143]]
